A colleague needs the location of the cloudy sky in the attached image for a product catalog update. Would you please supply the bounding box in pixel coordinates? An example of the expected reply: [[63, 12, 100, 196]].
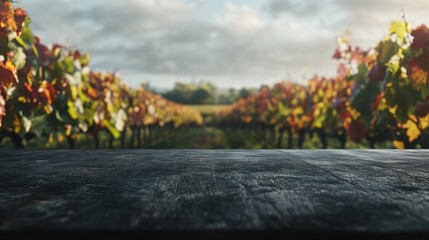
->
[[16, 0, 429, 89]]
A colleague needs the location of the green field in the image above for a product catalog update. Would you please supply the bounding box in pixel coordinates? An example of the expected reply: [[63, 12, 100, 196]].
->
[[0, 126, 393, 149], [186, 105, 229, 115], [149, 127, 389, 149]]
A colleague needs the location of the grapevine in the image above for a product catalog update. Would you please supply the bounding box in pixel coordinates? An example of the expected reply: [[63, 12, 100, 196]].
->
[[0, 1, 202, 148]]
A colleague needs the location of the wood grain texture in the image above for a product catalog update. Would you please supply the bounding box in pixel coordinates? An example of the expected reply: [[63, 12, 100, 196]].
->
[[0, 150, 429, 238]]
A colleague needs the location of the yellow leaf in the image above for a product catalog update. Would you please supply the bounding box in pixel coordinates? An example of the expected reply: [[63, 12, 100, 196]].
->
[[313, 119, 323, 129], [44, 105, 53, 114], [389, 106, 397, 115], [58, 134, 65, 143], [18, 96, 26, 103], [393, 140, 405, 149], [70, 86, 78, 100], [404, 116, 420, 142], [378, 97, 387, 111], [420, 116, 429, 129], [13, 115, 21, 133], [313, 108, 321, 117], [65, 127, 72, 137], [349, 108, 361, 120], [389, 20, 408, 42], [67, 101, 79, 120], [293, 107, 304, 116]]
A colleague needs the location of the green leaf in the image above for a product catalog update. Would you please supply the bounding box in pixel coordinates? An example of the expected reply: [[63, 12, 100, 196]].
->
[[352, 63, 368, 84], [375, 111, 388, 128], [380, 41, 400, 64], [80, 53, 91, 67], [422, 86, 429, 99], [22, 116, 32, 133], [278, 101, 285, 115], [30, 115, 48, 136], [351, 82, 379, 125], [15, 36, 26, 48], [385, 80, 421, 123], [59, 57, 75, 74], [55, 110, 65, 122], [12, 47, 26, 70], [32, 45, 39, 58], [19, 20, 35, 46], [102, 120, 121, 139], [67, 100, 79, 120]]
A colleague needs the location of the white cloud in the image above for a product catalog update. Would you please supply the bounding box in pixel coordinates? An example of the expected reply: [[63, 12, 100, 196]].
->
[[264, 0, 429, 48], [16, 0, 429, 89]]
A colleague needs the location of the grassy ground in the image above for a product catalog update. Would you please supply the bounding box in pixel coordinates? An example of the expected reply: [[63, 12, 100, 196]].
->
[[186, 105, 229, 115], [0, 131, 122, 149], [149, 127, 229, 149], [149, 127, 390, 149], [150, 127, 262, 149], [0, 126, 392, 150]]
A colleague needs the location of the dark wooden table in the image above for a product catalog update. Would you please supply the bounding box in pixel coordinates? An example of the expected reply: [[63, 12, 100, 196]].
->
[[1, 150, 429, 239]]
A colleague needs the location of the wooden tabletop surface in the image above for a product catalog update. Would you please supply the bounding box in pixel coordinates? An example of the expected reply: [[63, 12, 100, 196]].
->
[[1, 150, 429, 239]]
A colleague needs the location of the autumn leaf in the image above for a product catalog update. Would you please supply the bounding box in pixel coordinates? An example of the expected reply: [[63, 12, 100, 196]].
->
[[404, 115, 429, 143], [393, 140, 405, 149], [87, 87, 98, 100], [13, 7, 28, 35], [389, 20, 408, 42], [414, 51, 429, 72], [0, 1, 16, 36], [371, 93, 385, 112], [351, 82, 379, 124], [0, 60, 16, 88], [385, 79, 421, 123], [333, 49, 342, 59], [415, 99, 429, 118], [380, 40, 400, 65], [34, 37, 51, 66], [404, 116, 421, 142], [346, 119, 366, 143], [411, 25, 429, 50], [408, 53, 429, 88], [31, 80, 57, 110], [337, 63, 347, 79], [0, 85, 7, 126], [368, 63, 386, 83], [408, 61, 428, 86]]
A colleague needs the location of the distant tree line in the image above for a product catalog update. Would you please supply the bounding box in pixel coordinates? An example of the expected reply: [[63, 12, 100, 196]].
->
[[162, 81, 257, 105]]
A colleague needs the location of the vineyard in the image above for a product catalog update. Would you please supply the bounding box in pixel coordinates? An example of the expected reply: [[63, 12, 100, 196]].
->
[[0, 1, 203, 149], [1, 1, 429, 149], [215, 18, 429, 149]]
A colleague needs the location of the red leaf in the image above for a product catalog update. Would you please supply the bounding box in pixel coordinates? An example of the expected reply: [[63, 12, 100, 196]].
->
[[350, 47, 363, 63], [415, 99, 429, 118], [0, 61, 16, 88], [14, 7, 28, 34], [17, 64, 32, 82], [34, 37, 51, 66], [73, 51, 81, 60], [408, 54, 429, 87], [87, 88, 98, 100], [32, 81, 57, 106], [368, 63, 386, 83], [0, 1, 16, 37], [0, 85, 7, 124], [371, 93, 384, 111], [337, 63, 347, 78], [333, 49, 342, 59], [411, 25, 429, 50], [41, 81, 57, 105], [347, 120, 366, 142]]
